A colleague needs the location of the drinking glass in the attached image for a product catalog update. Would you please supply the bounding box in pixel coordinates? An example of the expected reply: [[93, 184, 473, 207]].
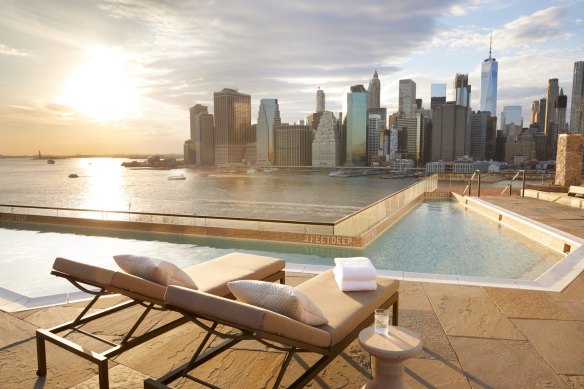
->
[[374, 309, 389, 334]]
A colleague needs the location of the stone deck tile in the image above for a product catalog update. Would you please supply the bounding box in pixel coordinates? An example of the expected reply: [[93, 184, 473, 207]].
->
[[423, 283, 525, 340], [71, 364, 150, 388], [511, 319, 584, 375], [0, 311, 36, 349], [483, 287, 578, 320], [11, 305, 101, 329], [549, 272, 584, 304], [404, 358, 471, 388], [561, 375, 584, 389], [399, 281, 435, 312], [449, 337, 569, 389]]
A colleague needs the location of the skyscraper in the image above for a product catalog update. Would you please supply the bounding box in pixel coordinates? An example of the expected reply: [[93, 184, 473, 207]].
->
[[312, 111, 339, 167], [189, 104, 215, 167], [345, 85, 368, 165], [275, 124, 312, 166], [454, 74, 471, 107], [471, 111, 490, 161], [430, 83, 447, 112], [544, 78, 559, 137], [213, 88, 252, 166], [316, 87, 325, 113], [480, 35, 498, 116], [556, 88, 567, 133], [367, 113, 381, 165], [399, 79, 416, 117], [256, 99, 281, 165], [570, 61, 584, 134], [531, 100, 540, 125], [367, 70, 380, 110], [431, 103, 471, 162]]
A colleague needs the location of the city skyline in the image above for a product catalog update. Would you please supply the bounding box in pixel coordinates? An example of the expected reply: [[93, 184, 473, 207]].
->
[[1, 0, 583, 155]]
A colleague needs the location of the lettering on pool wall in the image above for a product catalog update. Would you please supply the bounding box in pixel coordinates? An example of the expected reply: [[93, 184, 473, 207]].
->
[[303, 234, 353, 246], [0, 213, 28, 222]]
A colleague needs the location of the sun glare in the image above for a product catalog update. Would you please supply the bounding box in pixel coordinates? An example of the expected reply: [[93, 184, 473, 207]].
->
[[60, 46, 139, 122]]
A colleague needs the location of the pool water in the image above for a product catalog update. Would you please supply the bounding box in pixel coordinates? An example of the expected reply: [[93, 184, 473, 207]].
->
[[0, 200, 562, 297]]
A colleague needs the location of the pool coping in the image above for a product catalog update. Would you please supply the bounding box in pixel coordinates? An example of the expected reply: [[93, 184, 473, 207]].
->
[[2, 194, 584, 312]]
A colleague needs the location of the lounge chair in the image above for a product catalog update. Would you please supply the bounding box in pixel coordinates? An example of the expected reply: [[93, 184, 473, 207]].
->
[[35, 253, 285, 389], [144, 269, 399, 388]]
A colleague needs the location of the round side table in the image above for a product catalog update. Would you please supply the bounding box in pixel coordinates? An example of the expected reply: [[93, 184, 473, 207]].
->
[[358, 326, 422, 389]]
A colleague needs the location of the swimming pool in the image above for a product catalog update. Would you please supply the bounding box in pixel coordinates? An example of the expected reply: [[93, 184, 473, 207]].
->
[[0, 199, 568, 306]]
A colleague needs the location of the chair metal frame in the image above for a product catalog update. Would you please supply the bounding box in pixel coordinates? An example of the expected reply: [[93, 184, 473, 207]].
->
[[36, 269, 286, 389], [144, 291, 398, 389]]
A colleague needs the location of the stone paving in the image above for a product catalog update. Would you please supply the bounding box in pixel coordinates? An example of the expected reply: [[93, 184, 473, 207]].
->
[[1, 195, 584, 388]]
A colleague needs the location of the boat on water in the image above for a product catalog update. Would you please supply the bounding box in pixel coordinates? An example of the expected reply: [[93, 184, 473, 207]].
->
[[246, 167, 257, 174], [68, 174, 79, 178], [168, 174, 186, 180], [329, 170, 367, 177], [47, 159, 55, 164]]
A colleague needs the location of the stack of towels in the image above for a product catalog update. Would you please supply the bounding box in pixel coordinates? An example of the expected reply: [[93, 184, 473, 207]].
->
[[333, 257, 377, 291]]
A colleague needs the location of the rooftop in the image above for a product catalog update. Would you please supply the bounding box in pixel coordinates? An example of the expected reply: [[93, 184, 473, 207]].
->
[[1, 195, 583, 387]]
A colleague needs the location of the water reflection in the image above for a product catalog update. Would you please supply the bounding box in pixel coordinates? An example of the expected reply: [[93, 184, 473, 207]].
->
[[78, 158, 129, 210]]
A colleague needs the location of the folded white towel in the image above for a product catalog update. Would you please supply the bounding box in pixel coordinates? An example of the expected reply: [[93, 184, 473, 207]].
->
[[333, 278, 377, 292], [333, 257, 377, 281]]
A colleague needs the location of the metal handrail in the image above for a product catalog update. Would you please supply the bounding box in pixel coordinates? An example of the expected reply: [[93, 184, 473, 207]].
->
[[462, 170, 481, 197], [501, 170, 526, 197]]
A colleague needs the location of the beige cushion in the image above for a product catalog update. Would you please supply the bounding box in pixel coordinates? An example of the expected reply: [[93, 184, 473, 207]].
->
[[53, 257, 116, 286], [296, 269, 399, 347], [165, 286, 331, 348], [228, 280, 328, 326], [183, 253, 285, 296], [113, 255, 197, 289]]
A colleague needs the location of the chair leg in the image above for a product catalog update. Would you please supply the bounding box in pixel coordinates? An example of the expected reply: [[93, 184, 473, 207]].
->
[[36, 331, 47, 376], [98, 359, 109, 389]]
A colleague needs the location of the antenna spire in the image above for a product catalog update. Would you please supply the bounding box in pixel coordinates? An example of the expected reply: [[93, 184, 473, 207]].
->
[[489, 31, 492, 60]]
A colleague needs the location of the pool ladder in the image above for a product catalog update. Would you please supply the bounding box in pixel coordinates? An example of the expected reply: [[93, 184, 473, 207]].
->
[[463, 170, 526, 197]]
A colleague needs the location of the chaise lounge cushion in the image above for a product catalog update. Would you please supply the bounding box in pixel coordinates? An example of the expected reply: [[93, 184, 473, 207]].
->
[[165, 286, 332, 348], [114, 255, 198, 289], [227, 280, 328, 326], [183, 253, 285, 296], [296, 269, 399, 347], [53, 257, 116, 286]]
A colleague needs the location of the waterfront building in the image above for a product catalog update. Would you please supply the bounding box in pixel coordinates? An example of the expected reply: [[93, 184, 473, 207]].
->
[[470, 111, 489, 161], [570, 61, 584, 134], [368, 107, 387, 157], [399, 79, 416, 117], [531, 100, 540, 125], [431, 103, 471, 162], [367, 70, 380, 110], [480, 36, 498, 116], [505, 129, 536, 163], [189, 104, 215, 167], [389, 126, 398, 156], [213, 88, 252, 166], [367, 113, 381, 165], [430, 83, 447, 113], [556, 89, 568, 134], [312, 111, 339, 167], [501, 106, 523, 139], [256, 99, 281, 166], [345, 85, 368, 165], [183, 139, 196, 166], [317, 87, 325, 113], [454, 74, 471, 108], [538, 98, 547, 132], [396, 114, 422, 162], [544, 78, 559, 137], [275, 124, 312, 166]]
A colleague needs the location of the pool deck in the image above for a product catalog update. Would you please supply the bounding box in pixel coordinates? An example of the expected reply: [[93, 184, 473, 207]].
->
[[1, 195, 584, 388]]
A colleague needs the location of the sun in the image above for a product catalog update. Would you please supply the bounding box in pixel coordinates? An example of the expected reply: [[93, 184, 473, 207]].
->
[[60, 46, 139, 122]]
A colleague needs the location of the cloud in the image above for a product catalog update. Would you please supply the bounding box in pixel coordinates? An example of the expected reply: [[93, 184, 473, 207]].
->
[[434, 7, 573, 51], [0, 43, 28, 56]]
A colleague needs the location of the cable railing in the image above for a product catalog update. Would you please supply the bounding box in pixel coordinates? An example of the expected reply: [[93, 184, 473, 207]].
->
[[501, 170, 526, 197]]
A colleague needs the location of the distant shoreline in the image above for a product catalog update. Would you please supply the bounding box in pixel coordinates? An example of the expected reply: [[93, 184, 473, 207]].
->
[[0, 154, 183, 159]]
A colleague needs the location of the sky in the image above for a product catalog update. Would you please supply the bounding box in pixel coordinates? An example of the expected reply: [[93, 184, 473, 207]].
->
[[0, 0, 583, 156]]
